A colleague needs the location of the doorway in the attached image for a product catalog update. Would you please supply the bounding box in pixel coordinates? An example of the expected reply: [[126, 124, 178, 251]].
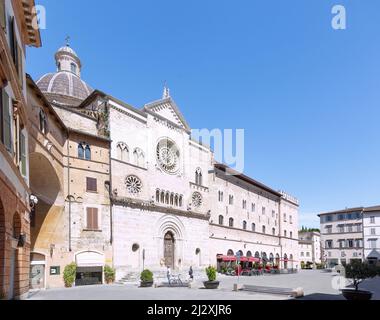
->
[[164, 232, 175, 269]]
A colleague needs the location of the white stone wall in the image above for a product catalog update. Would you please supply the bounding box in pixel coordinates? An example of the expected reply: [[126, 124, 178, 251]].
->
[[113, 206, 210, 279], [363, 211, 380, 259]]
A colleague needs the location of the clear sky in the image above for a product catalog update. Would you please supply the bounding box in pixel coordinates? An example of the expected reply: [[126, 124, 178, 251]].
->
[[27, 0, 380, 228]]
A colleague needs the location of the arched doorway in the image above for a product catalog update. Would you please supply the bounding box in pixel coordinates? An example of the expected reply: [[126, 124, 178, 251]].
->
[[0, 199, 4, 296], [30, 252, 46, 289], [283, 254, 288, 270], [275, 253, 280, 267], [246, 251, 252, 257], [227, 249, 234, 256], [289, 254, 294, 270], [262, 252, 268, 266], [164, 232, 175, 269]]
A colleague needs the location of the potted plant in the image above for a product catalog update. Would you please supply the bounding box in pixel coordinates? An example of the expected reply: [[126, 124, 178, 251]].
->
[[63, 263, 77, 288], [204, 266, 219, 289], [104, 265, 116, 284], [341, 260, 378, 300], [140, 269, 154, 288]]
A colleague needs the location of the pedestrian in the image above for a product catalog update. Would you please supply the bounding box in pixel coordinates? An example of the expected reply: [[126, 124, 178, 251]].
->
[[189, 266, 194, 282], [167, 265, 171, 282]]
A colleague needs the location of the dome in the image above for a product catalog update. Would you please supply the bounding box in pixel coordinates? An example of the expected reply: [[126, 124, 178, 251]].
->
[[36, 44, 93, 105], [37, 71, 93, 101]]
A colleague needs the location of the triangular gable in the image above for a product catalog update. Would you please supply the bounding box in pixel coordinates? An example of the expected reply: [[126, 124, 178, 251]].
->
[[144, 97, 190, 131]]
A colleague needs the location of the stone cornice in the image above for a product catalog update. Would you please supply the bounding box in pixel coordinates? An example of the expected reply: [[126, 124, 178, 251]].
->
[[111, 196, 211, 221]]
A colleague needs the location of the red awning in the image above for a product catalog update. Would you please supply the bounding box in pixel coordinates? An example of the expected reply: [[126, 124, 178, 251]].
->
[[248, 257, 260, 263], [217, 255, 236, 262], [217, 255, 261, 263]]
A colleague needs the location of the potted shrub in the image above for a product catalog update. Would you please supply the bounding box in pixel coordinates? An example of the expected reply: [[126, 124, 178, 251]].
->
[[63, 263, 77, 288], [104, 265, 116, 284], [204, 266, 219, 289], [140, 269, 154, 288], [341, 260, 378, 300]]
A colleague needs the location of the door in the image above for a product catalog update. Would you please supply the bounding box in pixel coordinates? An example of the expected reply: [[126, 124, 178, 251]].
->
[[30, 264, 45, 289], [164, 232, 175, 269]]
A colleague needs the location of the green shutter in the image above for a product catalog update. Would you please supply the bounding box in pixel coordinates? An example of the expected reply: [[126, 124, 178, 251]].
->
[[19, 130, 26, 176], [2, 90, 12, 153]]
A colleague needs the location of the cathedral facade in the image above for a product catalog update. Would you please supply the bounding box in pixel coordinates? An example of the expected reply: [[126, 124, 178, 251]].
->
[[26, 43, 299, 288]]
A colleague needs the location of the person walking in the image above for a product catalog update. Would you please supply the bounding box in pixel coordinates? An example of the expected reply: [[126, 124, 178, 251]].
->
[[189, 266, 194, 282], [167, 265, 172, 283]]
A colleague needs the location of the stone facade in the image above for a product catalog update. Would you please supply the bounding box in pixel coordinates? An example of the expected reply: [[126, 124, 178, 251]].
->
[[0, 0, 41, 299], [299, 231, 321, 267]]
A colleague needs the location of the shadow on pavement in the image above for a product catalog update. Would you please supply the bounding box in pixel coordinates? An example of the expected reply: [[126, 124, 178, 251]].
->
[[298, 293, 345, 300]]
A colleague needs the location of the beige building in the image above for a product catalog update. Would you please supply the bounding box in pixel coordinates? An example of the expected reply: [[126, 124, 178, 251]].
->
[[299, 231, 321, 267], [27, 45, 112, 289]]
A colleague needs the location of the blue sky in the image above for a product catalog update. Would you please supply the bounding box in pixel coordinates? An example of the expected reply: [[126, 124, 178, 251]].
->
[[28, 0, 380, 228]]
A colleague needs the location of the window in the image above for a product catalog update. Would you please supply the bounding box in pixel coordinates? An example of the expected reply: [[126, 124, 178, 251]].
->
[[134, 148, 145, 167], [78, 142, 91, 160], [251, 203, 255, 212], [219, 215, 224, 225], [369, 239, 377, 249], [262, 225, 266, 234], [262, 207, 266, 215], [229, 218, 234, 228], [19, 130, 26, 177], [326, 215, 333, 222], [289, 215, 293, 224], [86, 177, 97, 192], [78, 143, 84, 159], [0, 89, 12, 152], [243, 221, 247, 230], [0, 1, 6, 31], [357, 224, 362, 232], [326, 240, 333, 249], [371, 228, 376, 236], [39, 109, 48, 134], [272, 228, 276, 235], [283, 213, 287, 222], [356, 239, 362, 248], [301, 252, 304, 257], [272, 210, 275, 218], [71, 63, 77, 74], [252, 223, 256, 232], [348, 240, 354, 248], [284, 230, 287, 237], [229, 195, 234, 205], [326, 225, 332, 234], [117, 142, 129, 162], [86, 208, 99, 230], [338, 214, 345, 221], [218, 191, 224, 202], [195, 168, 203, 185], [338, 225, 345, 233], [242, 200, 246, 209], [85, 145, 91, 160], [306, 252, 310, 257], [370, 216, 376, 224], [347, 225, 353, 233], [290, 231, 293, 238]]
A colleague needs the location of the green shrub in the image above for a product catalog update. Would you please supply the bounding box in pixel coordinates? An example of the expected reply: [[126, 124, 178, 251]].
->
[[63, 263, 77, 288], [104, 265, 116, 284], [205, 266, 217, 282], [140, 269, 153, 282]]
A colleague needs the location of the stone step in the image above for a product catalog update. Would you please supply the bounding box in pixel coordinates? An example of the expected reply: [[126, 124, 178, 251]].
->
[[241, 285, 304, 298]]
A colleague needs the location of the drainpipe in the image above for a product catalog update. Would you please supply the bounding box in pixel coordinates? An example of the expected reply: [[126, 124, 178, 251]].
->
[[67, 135, 72, 252], [106, 102, 113, 245]]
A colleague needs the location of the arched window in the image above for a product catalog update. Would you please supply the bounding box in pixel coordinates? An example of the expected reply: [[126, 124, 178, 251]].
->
[[229, 218, 234, 228], [237, 250, 244, 257], [85, 145, 91, 160], [284, 230, 287, 237], [71, 63, 77, 74], [195, 168, 203, 185], [133, 148, 145, 167], [252, 223, 256, 232], [243, 221, 247, 230], [262, 225, 266, 234], [160, 191, 165, 203], [170, 193, 174, 206], [165, 192, 170, 204], [219, 215, 224, 225], [156, 189, 160, 202], [78, 143, 84, 159], [179, 195, 183, 207], [117, 142, 129, 162], [175, 194, 179, 207], [272, 228, 276, 235], [39, 109, 47, 134], [290, 231, 293, 239]]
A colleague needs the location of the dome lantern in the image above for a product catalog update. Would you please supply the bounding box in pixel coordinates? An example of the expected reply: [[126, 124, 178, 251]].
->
[[54, 43, 82, 77]]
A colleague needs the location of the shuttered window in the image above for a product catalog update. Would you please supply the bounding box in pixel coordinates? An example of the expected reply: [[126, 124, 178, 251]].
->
[[86, 177, 97, 192], [17, 43, 23, 87], [86, 208, 99, 230], [0, 0, 6, 31], [19, 130, 26, 176], [1, 89, 12, 152]]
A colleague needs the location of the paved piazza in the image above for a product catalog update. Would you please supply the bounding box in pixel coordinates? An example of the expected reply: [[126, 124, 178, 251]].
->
[[27, 270, 380, 300]]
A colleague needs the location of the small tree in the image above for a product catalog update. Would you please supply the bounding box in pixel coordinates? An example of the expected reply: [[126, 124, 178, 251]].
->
[[63, 263, 77, 288], [344, 260, 378, 291], [205, 266, 217, 282], [104, 265, 116, 284]]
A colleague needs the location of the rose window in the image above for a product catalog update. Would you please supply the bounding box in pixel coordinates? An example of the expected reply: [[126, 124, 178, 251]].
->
[[192, 192, 203, 208], [156, 139, 180, 174], [125, 175, 142, 194]]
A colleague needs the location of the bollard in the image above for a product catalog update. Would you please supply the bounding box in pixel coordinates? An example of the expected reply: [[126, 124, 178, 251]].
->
[[291, 287, 304, 298]]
